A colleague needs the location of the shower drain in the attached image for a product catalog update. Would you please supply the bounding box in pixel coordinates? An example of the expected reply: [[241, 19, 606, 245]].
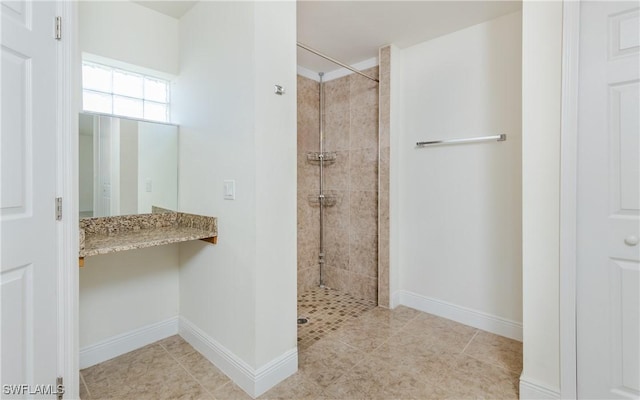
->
[[297, 317, 309, 325]]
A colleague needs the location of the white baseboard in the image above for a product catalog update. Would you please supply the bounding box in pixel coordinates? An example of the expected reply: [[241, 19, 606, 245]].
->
[[398, 290, 523, 341], [179, 317, 298, 399], [79, 316, 179, 369], [519, 377, 561, 399], [390, 290, 401, 309]]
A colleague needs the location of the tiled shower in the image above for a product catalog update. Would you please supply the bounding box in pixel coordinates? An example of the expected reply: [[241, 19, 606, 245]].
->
[[297, 66, 380, 303]]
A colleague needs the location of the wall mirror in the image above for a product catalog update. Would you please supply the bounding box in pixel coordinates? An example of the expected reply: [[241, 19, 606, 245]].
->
[[79, 113, 178, 218]]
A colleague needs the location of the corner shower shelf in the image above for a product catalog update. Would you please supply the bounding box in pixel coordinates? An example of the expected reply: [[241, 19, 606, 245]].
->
[[306, 151, 337, 164], [307, 193, 338, 207], [78, 210, 217, 267]]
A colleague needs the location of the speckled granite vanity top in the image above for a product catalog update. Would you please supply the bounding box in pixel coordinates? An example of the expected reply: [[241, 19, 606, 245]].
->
[[79, 211, 217, 259]]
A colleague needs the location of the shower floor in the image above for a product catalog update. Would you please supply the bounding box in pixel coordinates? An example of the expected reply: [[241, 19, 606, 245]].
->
[[297, 287, 377, 350]]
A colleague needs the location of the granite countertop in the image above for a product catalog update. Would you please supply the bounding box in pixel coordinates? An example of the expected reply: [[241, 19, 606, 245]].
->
[[79, 211, 217, 259]]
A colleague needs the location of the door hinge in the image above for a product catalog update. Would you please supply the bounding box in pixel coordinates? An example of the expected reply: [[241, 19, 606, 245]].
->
[[55, 16, 62, 40], [56, 376, 64, 400], [56, 197, 63, 221]]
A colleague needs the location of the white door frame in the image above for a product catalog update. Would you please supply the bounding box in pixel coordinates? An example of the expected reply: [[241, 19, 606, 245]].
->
[[57, 1, 79, 398], [53, 1, 584, 399], [560, 0, 580, 398]]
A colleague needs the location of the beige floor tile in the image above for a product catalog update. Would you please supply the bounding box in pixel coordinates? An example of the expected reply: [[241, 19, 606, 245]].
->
[[357, 305, 422, 330], [402, 313, 478, 354], [331, 316, 398, 352], [79, 373, 91, 399], [137, 363, 212, 400], [178, 351, 231, 394], [159, 335, 198, 360], [81, 290, 522, 400], [463, 330, 523, 373], [437, 354, 520, 399], [82, 343, 176, 398], [212, 382, 254, 400], [324, 354, 438, 400], [258, 372, 324, 400], [373, 335, 456, 386], [298, 338, 364, 388]]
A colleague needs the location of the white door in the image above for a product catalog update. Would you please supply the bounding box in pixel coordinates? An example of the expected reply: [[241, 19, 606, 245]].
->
[[577, 1, 640, 399], [1, 0, 60, 396]]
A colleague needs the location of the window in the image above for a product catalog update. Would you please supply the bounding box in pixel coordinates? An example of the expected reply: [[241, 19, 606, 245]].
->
[[82, 61, 170, 122]]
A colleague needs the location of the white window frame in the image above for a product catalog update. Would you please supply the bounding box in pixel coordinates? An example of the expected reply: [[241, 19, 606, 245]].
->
[[81, 60, 171, 123]]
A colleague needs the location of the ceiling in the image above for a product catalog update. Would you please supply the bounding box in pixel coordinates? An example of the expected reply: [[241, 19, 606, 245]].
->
[[297, 1, 521, 74], [132, 1, 197, 19], [134, 1, 521, 74]]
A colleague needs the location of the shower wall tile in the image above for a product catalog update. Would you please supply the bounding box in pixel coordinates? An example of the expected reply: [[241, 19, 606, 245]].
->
[[350, 67, 379, 151], [324, 77, 351, 152], [297, 75, 319, 152], [350, 67, 379, 97], [349, 233, 378, 278], [377, 258, 390, 307], [298, 75, 321, 293], [377, 46, 391, 308], [379, 146, 389, 193], [298, 106, 318, 151], [297, 69, 380, 304], [323, 189, 349, 230], [323, 190, 349, 271], [298, 266, 319, 293], [298, 192, 320, 271], [324, 76, 350, 116], [298, 153, 319, 193], [323, 151, 349, 191], [350, 273, 377, 303], [378, 51, 391, 149], [350, 106, 379, 151], [324, 266, 350, 293], [349, 191, 378, 237], [324, 112, 350, 152], [378, 190, 390, 244], [350, 148, 378, 191]]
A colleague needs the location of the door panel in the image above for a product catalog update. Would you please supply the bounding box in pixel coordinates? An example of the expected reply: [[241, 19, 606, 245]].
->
[[1, 0, 59, 395], [577, 2, 640, 399]]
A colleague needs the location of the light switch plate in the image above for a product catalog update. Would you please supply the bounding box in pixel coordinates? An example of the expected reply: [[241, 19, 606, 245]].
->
[[223, 180, 235, 200]]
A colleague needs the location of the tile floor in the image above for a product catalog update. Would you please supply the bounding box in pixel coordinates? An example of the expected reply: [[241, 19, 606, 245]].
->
[[81, 289, 522, 399]]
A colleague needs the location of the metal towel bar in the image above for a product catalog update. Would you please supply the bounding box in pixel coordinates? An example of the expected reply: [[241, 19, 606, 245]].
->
[[416, 134, 506, 147]]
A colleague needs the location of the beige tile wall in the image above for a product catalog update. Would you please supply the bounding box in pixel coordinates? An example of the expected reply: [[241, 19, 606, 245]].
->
[[296, 68, 380, 303], [297, 75, 321, 293], [378, 47, 391, 307]]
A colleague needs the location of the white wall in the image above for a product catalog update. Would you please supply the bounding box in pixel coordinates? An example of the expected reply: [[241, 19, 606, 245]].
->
[[137, 122, 178, 213], [79, 1, 179, 75], [393, 12, 523, 338], [253, 1, 298, 368], [79, 246, 179, 348], [175, 2, 297, 396], [520, 1, 563, 397], [78, 1, 180, 353]]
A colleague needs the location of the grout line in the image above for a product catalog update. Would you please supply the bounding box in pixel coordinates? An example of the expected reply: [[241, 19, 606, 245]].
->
[[160, 339, 220, 400], [79, 371, 92, 400], [461, 330, 479, 354], [462, 352, 522, 376]]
